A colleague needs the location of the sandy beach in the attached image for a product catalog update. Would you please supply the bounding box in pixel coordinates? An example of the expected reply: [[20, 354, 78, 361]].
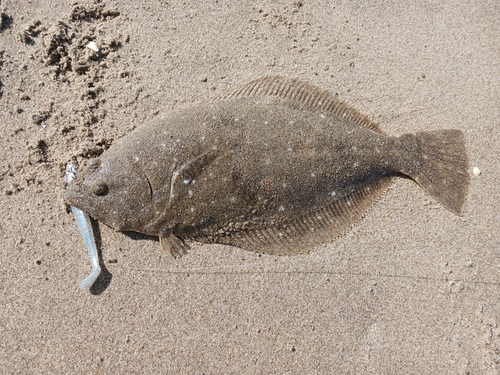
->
[[1, 0, 499, 373]]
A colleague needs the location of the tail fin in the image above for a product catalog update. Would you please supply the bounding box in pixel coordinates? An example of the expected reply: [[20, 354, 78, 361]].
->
[[403, 129, 469, 214]]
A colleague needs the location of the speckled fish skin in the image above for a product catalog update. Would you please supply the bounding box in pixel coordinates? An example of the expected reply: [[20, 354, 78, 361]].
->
[[64, 76, 469, 256]]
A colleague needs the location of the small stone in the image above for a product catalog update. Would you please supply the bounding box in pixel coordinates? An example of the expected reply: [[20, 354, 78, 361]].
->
[[86, 41, 99, 52], [473, 167, 481, 176]]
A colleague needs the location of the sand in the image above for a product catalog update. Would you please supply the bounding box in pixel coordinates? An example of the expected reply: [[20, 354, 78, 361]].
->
[[1, 0, 499, 373]]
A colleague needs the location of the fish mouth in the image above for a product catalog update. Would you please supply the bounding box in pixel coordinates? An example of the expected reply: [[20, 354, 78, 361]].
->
[[63, 182, 81, 208], [64, 181, 99, 218]]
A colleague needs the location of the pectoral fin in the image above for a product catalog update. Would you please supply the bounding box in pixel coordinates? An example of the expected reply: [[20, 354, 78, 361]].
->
[[169, 149, 219, 206], [178, 149, 219, 184]]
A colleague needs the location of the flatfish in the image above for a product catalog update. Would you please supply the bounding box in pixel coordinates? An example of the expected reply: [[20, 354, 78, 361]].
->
[[64, 76, 469, 257]]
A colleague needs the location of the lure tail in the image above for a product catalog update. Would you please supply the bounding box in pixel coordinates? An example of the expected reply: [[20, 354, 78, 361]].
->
[[400, 129, 469, 214]]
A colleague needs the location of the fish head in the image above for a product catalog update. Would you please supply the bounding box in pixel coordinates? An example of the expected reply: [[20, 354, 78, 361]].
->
[[64, 154, 155, 232]]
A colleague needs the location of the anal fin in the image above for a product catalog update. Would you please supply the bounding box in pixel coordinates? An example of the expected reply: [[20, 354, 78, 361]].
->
[[220, 176, 393, 255]]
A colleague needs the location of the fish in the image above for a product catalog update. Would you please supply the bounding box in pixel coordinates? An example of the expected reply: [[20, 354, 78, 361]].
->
[[64, 76, 469, 257]]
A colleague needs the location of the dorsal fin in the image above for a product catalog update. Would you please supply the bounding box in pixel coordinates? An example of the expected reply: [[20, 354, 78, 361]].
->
[[214, 176, 392, 255], [215, 75, 383, 134]]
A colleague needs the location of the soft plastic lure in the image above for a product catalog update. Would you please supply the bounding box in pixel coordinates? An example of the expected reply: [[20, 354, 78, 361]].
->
[[66, 164, 101, 291]]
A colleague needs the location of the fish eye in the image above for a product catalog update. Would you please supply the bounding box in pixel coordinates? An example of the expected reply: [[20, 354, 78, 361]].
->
[[91, 181, 109, 196]]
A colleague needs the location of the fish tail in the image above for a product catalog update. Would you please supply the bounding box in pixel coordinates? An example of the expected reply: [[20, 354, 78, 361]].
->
[[399, 129, 469, 214]]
